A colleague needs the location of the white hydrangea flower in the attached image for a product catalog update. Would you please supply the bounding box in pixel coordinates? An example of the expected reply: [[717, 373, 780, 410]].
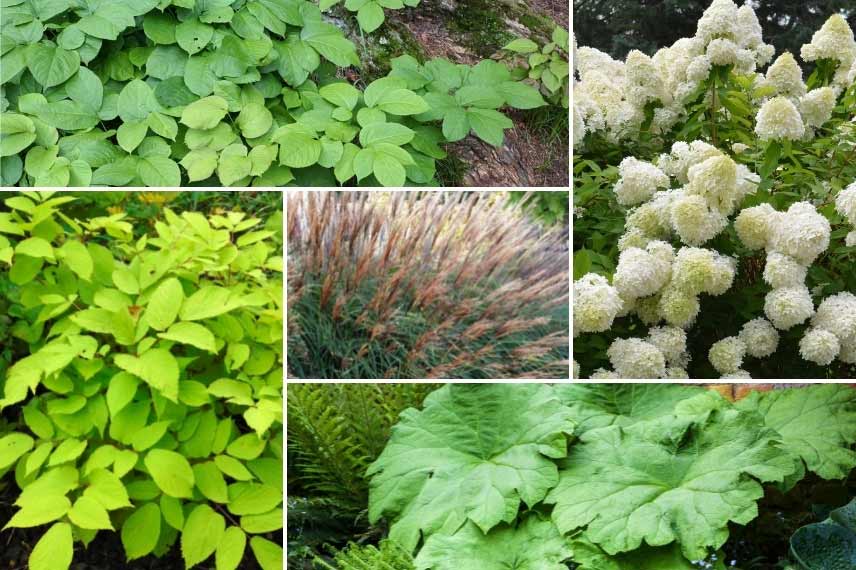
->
[[573, 360, 580, 379], [670, 194, 728, 245], [626, 202, 672, 239], [626, 49, 669, 105], [658, 283, 700, 328], [721, 369, 752, 379], [671, 247, 735, 296], [707, 38, 740, 66], [709, 336, 747, 374], [835, 182, 856, 224], [847, 231, 856, 247], [734, 164, 761, 203], [664, 367, 689, 379], [589, 368, 621, 380], [614, 157, 670, 206], [755, 96, 806, 141], [739, 318, 779, 358], [634, 295, 663, 325], [812, 292, 856, 342], [768, 201, 831, 265], [732, 143, 750, 154], [840, 337, 856, 364], [763, 252, 807, 288], [734, 203, 778, 250], [686, 55, 713, 83], [607, 338, 667, 379], [573, 273, 625, 335], [696, 0, 739, 44], [799, 328, 841, 365], [573, 104, 586, 146], [613, 244, 673, 299], [764, 285, 815, 330], [684, 155, 743, 214], [618, 227, 652, 251], [800, 14, 856, 64], [647, 326, 688, 365], [762, 52, 806, 98], [659, 140, 722, 184], [799, 87, 837, 129]]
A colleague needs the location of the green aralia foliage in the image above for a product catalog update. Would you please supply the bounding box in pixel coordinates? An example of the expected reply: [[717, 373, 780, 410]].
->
[[366, 383, 856, 569], [0, 191, 283, 570], [0, 0, 550, 187]]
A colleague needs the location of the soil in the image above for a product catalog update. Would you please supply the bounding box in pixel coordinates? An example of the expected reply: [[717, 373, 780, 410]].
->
[[344, 0, 570, 187]]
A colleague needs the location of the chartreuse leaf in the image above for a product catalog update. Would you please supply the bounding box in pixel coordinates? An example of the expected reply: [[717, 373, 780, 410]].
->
[[84, 468, 133, 510], [737, 384, 856, 479], [4, 494, 71, 528], [0, 433, 34, 469], [568, 540, 706, 570], [237, 103, 273, 138], [29, 522, 73, 570], [216, 526, 247, 570], [114, 349, 180, 402], [193, 461, 229, 503], [240, 509, 283, 533], [415, 516, 571, 570], [69, 496, 114, 530], [227, 483, 280, 515], [58, 240, 93, 281], [122, 503, 161, 560], [180, 286, 240, 321], [145, 449, 195, 498], [546, 408, 797, 560], [159, 322, 218, 352], [16, 237, 54, 260], [146, 277, 184, 331], [367, 384, 575, 551], [182, 504, 226, 568], [250, 537, 282, 570], [181, 96, 230, 130]]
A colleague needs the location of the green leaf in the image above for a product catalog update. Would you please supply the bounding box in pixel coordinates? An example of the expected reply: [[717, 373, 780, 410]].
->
[[118, 79, 160, 123], [240, 509, 283, 534], [416, 517, 572, 570], [455, 85, 505, 109], [181, 149, 219, 182], [117, 121, 149, 153], [0, 433, 34, 470], [176, 17, 214, 55], [216, 526, 247, 570], [107, 372, 139, 417], [249, 537, 282, 570], [503, 38, 539, 53], [228, 483, 281, 516], [300, 22, 359, 67], [236, 103, 273, 139], [498, 81, 546, 109], [546, 408, 797, 560], [466, 108, 513, 146], [68, 496, 114, 530], [181, 96, 230, 130], [29, 523, 73, 570], [357, 2, 384, 33], [27, 44, 80, 88], [131, 421, 173, 452], [66, 67, 103, 113], [146, 278, 184, 331], [182, 504, 226, 568], [372, 152, 406, 186], [58, 240, 93, 281], [367, 384, 575, 551], [374, 88, 429, 115], [319, 82, 360, 110], [359, 122, 414, 147], [194, 461, 229, 503], [737, 384, 856, 479], [16, 237, 54, 260], [77, 4, 136, 39], [4, 494, 71, 528], [217, 144, 252, 185], [159, 322, 218, 353], [84, 468, 133, 510], [138, 156, 182, 187], [122, 503, 161, 560], [114, 349, 180, 402], [279, 132, 321, 168], [145, 449, 195, 498], [180, 286, 239, 321], [0, 114, 36, 157], [215, 454, 255, 481]]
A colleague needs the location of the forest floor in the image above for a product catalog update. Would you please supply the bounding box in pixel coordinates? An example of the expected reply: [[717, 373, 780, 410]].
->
[[340, 0, 570, 187]]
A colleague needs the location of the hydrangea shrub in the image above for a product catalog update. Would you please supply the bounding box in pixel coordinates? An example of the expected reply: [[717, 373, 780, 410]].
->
[[573, 0, 856, 379]]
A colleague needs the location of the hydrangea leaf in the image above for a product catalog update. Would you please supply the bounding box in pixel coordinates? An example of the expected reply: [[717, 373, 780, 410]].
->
[[736, 384, 856, 479], [547, 408, 797, 560], [367, 384, 575, 551], [414, 516, 572, 570]]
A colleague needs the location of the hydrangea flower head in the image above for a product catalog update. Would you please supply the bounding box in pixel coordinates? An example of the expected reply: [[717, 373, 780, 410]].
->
[[800, 14, 856, 64], [799, 87, 837, 129], [607, 338, 667, 379], [739, 318, 779, 358], [613, 244, 672, 299], [755, 96, 806, 141], [614, 157, 670, 206], [762, 52, 805, 98], [799, 328, 841, 365], [734, 203, 778, 250], [769, 201, 831, 265], [709, 336, 747, 374], [573, 273, 625, 335], [764, 285, 815, 330], [763, 252, 807, 289], [835, 182, 856, 224]]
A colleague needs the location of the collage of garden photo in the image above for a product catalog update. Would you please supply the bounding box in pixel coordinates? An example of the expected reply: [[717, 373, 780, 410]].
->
[[0, 0, 855, 569]]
